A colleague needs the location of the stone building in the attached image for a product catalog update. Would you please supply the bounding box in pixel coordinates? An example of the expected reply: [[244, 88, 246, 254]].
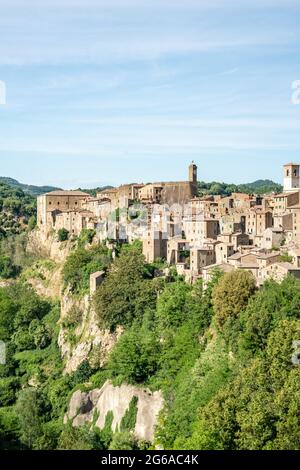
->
[[37, 190, 90, 230], [138, 163, 198, 206], [283, 163, 300, 192], [246, 208, 273, 238], [183, 217, 219, 243], [143, 231, 168, 263], [36, 161, 300, 286], [215, 242, 235, 264], [190, 247, 216, 275]]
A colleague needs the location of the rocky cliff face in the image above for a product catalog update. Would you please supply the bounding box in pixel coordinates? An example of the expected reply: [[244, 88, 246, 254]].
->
[[27, 229, 120, 374], [58, 291, 122, 374], [65, 381, 164, 443], [28, 229, 163, 442], [27, 229, 74, 263]]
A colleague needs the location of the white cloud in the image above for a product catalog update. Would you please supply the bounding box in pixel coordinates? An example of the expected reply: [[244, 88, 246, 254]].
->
[[1, 0, 299, 8], [0, 34, 297, 66]]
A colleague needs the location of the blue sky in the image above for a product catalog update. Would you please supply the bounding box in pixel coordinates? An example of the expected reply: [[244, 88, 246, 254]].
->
[[0, 0, 299, 188]]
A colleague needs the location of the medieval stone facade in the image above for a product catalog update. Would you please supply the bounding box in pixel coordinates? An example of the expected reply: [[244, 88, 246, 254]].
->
[[37, 162, 300, 285]]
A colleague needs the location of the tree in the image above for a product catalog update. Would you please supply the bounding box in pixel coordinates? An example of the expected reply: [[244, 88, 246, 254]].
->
[[27, 215, 37, 231], [62, 244, 111, 294], [0, 289, 15, 341], [58, 424, 104, 450], [58, 228, 69, 242], [0, 255, 18, 278], [15, 388, 42, 448], [108, 325, 160, 383], [0, 377, 19, 406], [109, 431, 139, 450], [239, 277, 300, 357], [93, 247, 156, 330], [156, 282, 191, 332], [212, 270, 256, 328]]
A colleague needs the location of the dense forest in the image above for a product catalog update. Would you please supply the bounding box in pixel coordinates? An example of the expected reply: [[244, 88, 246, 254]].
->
[[0, 182, 37, 237], [0, 238, 300, 450], [198, 179, 282, 196], [0, 182, 37, 279]]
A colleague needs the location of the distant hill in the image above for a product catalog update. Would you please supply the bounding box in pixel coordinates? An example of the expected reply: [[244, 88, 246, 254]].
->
[[198, 179, 283, 197], [78, 186, 114, 197], [0, 177, 61, 197], [0, 176, 282, 199]]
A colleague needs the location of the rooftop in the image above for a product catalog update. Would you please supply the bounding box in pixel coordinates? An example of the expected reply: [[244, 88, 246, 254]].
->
[[45, 190, 89, 197], [273, 262, 300, 270], [274, 191, 299, 198]]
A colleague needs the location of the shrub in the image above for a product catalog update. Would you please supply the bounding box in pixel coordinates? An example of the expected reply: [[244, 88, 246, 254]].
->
[[57, 228, 69, 242], [108, 326, 160, 384], [62, 244, 111, 294]]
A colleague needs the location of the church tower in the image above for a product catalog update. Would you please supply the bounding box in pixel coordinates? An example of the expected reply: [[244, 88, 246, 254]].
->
[[189, 162, 198, 184], [283, 163, 300, 192]]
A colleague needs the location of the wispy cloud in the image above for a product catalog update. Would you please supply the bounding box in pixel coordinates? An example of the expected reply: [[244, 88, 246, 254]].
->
[[2, 0, 300, 9], [0, 1, 299, 185]]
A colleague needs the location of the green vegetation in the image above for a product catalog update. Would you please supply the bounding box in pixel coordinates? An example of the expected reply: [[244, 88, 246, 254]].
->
[[57, 228, 69, 242], [93, 243, 162, 331], [62, 243, 112, 294], [0, 182, 36, 238], [94, 258, 300, 450], [0, 177, 60, 197], [198, 179, 282, 196], [280, 252, 293, 263], [1, 220, 300, 450], [212, 270, 257, 328], [77, 186, 114, 197], [120, 397, 138, 432], [0, 233, 37, 280]]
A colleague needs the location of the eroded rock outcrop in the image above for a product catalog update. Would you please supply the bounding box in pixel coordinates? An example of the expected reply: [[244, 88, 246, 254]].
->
[[27, 229, 74, 263], [65, 381, 164, 443], [58, 292, 121, 374]]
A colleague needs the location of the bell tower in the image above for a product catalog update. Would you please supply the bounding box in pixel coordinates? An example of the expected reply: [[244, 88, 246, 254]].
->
[[283, 163, 300, 192], [189, 162, 197, 184]]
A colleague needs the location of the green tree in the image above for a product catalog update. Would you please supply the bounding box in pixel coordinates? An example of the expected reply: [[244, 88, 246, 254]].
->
[[93, 247, 157, 330], [109, 431, 139, 450], [15, 388, 42, 448], [58, 228, 69, 242], [108, 325, 160, 383], [156, 282, 191, 332], [212, 270, 256, 328], [62, 244, 111, 294]]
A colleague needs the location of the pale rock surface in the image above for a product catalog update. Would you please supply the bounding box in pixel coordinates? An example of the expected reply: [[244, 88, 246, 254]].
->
[[28, 229, 73, 263], [65, 381, 164, 443], [59, 292, 121, 374]]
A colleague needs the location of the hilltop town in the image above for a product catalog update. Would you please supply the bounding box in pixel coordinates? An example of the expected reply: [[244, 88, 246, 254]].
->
[[37, 162, 300, 286]]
